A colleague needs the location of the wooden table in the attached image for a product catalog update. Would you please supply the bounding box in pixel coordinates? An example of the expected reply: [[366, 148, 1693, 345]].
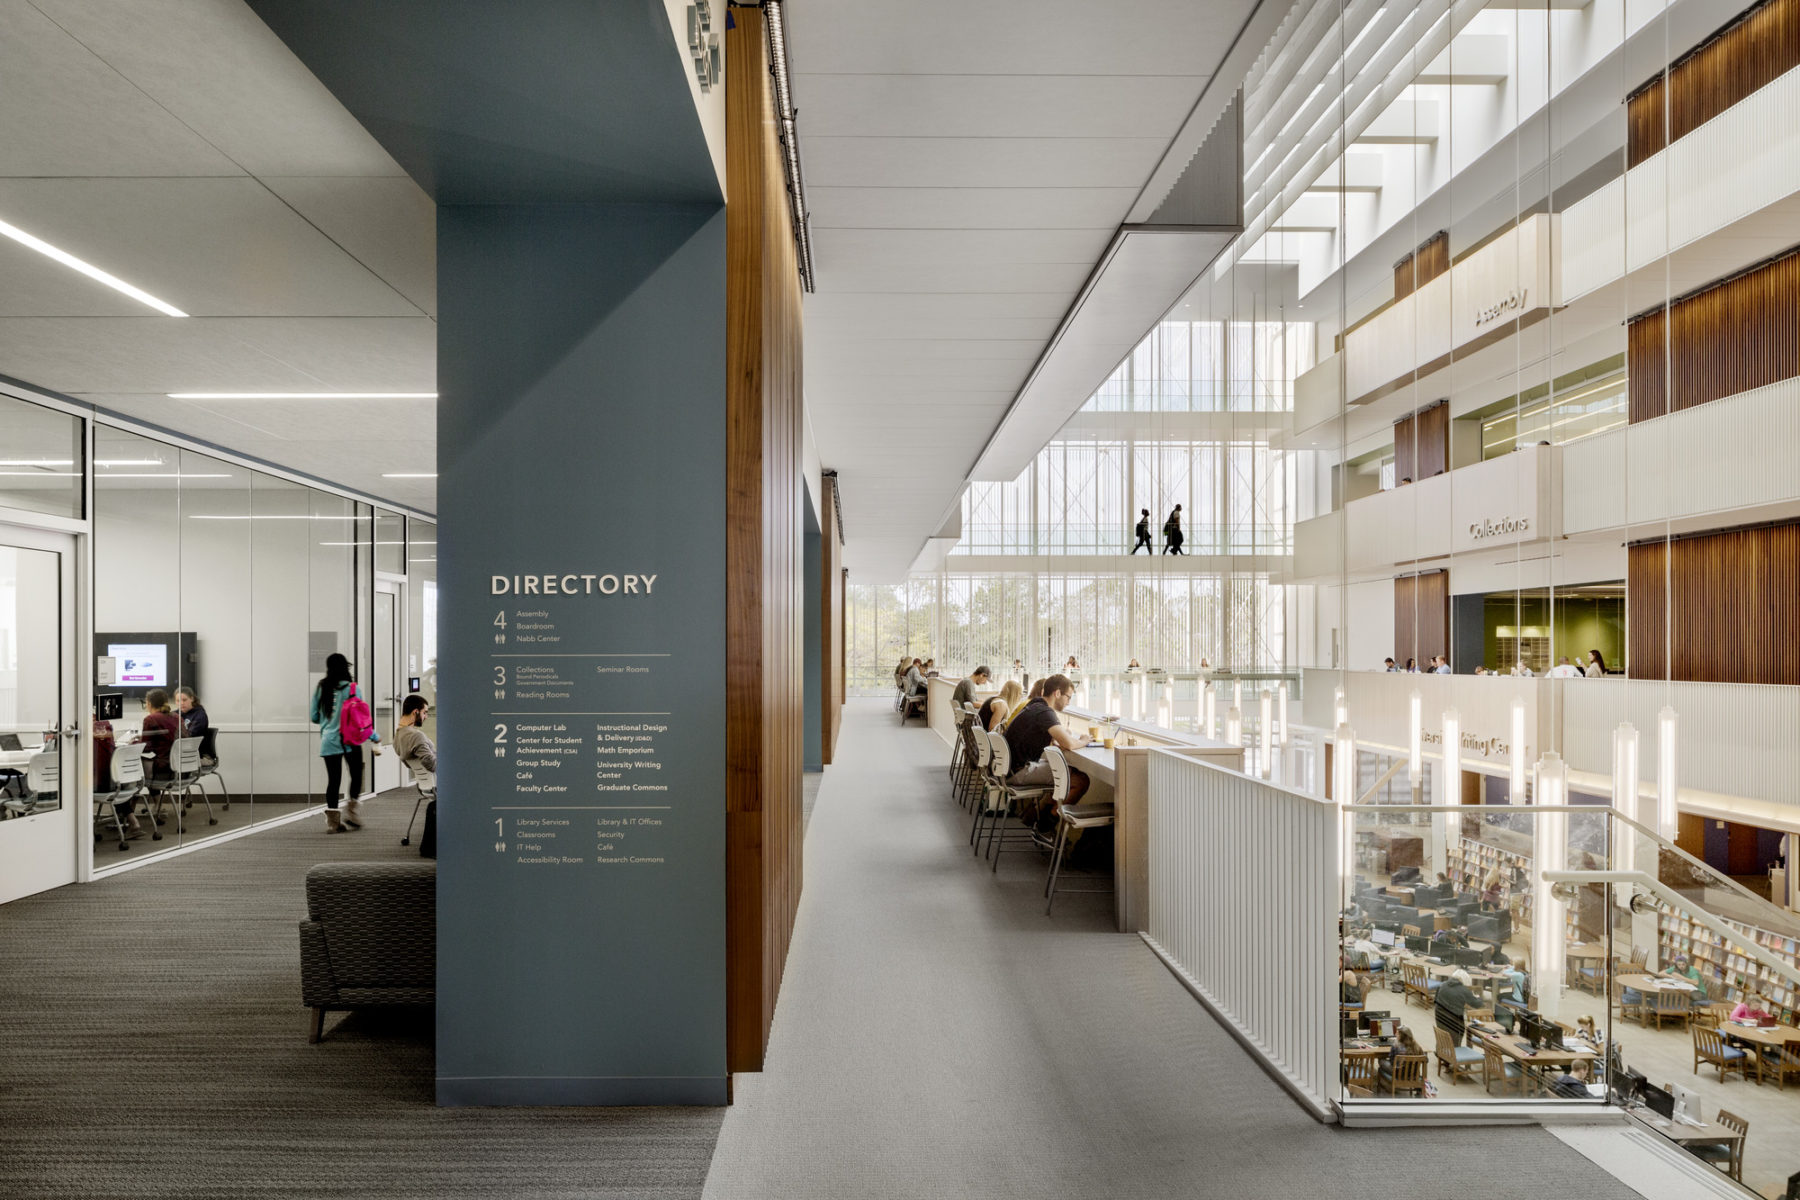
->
[[1616, 972, 1699, 995], [1470, 1023, 1599, 1071], [1720, 1019, 1800, 1082], [1631, 1109, 1745, 1154]]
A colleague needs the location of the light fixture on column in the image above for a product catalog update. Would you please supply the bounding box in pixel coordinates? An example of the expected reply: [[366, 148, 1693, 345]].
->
[[1132, 678, 1145, 721], [1440, 706, 1460, 794], [1233, 678, 1243, 713], [1106, 680, 1118, 716], [1259, 689, 1273, 779], [1613, 722, 1639, 875], [1657, 706, 1679, 838], [1226, 705, 1243, 747], [1157, 697, 1171, 729], [1408, 689, 1423, 793], [1204, 683, 1216, 739], [1335, 722, 1358, 881], [1510, 696, 1527, 801], [1195, 679, 1205, 732], [1277, 682, 1289, 744], [1532, 752, 1569, 1018], [1334, 685, 1348, 728]]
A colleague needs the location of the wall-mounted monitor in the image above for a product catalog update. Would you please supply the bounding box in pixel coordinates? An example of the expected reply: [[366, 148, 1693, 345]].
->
[[96, 632, 198, 700]]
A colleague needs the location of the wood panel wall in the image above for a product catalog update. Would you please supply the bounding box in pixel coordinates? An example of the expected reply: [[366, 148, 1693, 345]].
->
[[821, 473, 844, 764], [1393, 231, 1449, 300], [1627, 245, 1800, 422], [1394, 570, 1449, 666], [1628, 0, 1800, 165], [1627, 520, 1800, 684], [725, 7, 804, 1076], [1392, 399, 1448, 482]]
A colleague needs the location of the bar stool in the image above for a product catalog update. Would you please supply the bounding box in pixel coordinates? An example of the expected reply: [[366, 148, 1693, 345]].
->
[[1042, 747, 1114, 914]]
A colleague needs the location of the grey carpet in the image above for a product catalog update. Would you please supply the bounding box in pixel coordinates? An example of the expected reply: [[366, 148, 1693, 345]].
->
[[0, 792, 721, 1200], [702, 700, 1651, 1200]]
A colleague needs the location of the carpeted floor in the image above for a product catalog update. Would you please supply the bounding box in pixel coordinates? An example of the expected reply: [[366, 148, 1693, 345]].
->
[[0, 792, 722, 1200], [701, 700, 1653, 1200]]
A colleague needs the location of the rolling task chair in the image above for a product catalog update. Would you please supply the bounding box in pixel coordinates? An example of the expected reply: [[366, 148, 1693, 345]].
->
[[401, 765, 437, 847], [1, 750, 60, 819], [92, 743, 149, 850]]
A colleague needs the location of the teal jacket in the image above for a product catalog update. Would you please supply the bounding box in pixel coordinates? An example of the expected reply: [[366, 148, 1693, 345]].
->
[[311, 680, 381, 756]]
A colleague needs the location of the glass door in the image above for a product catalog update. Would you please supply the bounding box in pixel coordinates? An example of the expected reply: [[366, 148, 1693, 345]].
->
[[372, 581, 403, 793], [0, 525, 76, 904]]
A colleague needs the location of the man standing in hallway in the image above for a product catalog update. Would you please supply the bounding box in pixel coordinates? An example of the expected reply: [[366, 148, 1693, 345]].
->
[[1131, 508, 1153, 553], [953, 665, 990, 709], [1003, 674, 1091, 819], [1162, 504, 1184, 554]]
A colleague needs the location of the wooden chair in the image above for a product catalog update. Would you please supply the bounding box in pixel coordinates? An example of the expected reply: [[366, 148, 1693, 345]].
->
[[1644, 987, 1690, 1031], [1758, 1042, 1800, 1090], [1629, 945, 1649, 969], [1347, 1084, 1375, 1098], [1401, 924, 1422, 938], [1689, 1109, 1748, 1182], [1435, 1026, 1483, 1085], [1482, 1043, 1526, 1096], [1692, 1001, 1731, 1030], [1386, 1052, 1429, 1097], [1614, 977, 1645, 1025], [1342, 1051, 1381, 1094], [1402, 962, 1436, 1009], [1692, 1025, 1754, 1083]]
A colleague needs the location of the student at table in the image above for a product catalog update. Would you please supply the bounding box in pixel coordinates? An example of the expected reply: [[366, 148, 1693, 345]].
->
[[1002, 674, 1092, 819], [1731, 991, 1775, 1022], [904, 659, 928, 696], [980, 681, 1022, 732], [1496, 962, 1530, 1016], [1435, 969, 1480, 1043], [1550, 1060, 1594, 1098], [131, 689, 181, 780], [952, 665, 990, 709], [175, 686, 213, 765], [1573, 1014, 1608, 1059], [1341, 968, 1366, 1005], [1662, 954, 1709, 1001]]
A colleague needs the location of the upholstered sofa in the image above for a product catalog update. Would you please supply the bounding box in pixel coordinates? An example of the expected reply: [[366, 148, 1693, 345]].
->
[[299, 861, 436, 1042]]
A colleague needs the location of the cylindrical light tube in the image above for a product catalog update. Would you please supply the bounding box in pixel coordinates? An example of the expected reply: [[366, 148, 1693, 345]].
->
[[1612, 722, 1639, 876], [1510, 696, 1527, 801], [1658, 706, 1679, 838]]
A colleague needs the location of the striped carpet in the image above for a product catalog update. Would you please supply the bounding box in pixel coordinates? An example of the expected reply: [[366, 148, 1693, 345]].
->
[[702, 700, 1653, 1200], [0, 793, 720, 1200]]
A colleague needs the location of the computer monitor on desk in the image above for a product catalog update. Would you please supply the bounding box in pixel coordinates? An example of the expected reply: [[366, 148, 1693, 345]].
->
[[1671, 1083, 1703, 1125], [1368, 1017, 1398, 1039], [1641, 1081, 1675, 1120], [1370, 928, 1397, 948], [1404, 935, 1430, 954]]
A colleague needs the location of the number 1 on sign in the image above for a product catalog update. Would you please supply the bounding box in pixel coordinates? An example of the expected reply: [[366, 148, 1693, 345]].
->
[[495, 817, 503, 838]]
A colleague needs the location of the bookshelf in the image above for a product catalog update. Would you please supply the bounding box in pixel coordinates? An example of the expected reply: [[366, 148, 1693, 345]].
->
[[1446, 835, 1535, 923], [1657, 909, 1800, 1024]]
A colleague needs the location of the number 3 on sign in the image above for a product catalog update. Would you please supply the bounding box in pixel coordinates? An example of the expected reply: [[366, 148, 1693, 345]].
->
[[493, 665, 506, 685]]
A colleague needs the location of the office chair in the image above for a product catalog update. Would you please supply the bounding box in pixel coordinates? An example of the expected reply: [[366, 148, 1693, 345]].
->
[[1, 750, 59, 818], [192, 726, 230, 810], [92, 743, 149, 851], [150, 737, 215, 834], [401, 765, 437, 847]]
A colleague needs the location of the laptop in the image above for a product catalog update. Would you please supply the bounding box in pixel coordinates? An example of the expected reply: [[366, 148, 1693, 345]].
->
[[0, 734, 20, 752]]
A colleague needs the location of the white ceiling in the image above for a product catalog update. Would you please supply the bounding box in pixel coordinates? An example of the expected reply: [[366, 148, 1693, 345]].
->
[[0, 0, 437, 513], [791, 0, 1266, 578]]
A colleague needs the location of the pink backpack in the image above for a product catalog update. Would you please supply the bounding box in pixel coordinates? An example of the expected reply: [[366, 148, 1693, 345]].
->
[[338, 683, 375, 746]]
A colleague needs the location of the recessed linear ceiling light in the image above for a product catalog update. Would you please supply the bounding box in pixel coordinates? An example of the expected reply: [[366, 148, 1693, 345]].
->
[[0, 216, 188, 317], [382, 472, 437, 478], [187, 514, 358, 520], [0, 470, 80, 477], [0, 459, 76, 466], [100, 472, 230, 479], [94, 459, 165, 467], [166, 392, 437, 400]]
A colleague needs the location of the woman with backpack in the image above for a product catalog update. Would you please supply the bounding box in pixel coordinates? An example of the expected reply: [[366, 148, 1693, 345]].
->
[[311, 652, 380, 833]]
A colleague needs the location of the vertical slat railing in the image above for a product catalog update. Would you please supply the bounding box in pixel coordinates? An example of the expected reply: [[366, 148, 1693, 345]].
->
[[1145, 750, 1338, 1119]]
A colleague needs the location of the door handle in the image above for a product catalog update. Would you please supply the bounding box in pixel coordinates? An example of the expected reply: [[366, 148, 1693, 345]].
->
[[60, 723, 78, 740]]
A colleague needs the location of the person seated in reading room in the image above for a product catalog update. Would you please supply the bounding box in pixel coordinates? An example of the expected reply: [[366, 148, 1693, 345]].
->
[[922, 658, 936, 676], [1434, 969, 1480, 1043], [1662, 954, 1709, 1002], [1063, 655, 1080, 673], [1384, 657, 1396, 671], [1573, 1014, 1608, 1059], [1731, 991, 1775, 1022], [1433, 655, 1451, 674], [1480, 867, 1507, 909], [131, 689, 181, 782], [980, 681, 1022, 732], [1378, 1026, 1426, 1088], [1550, 1059, 1594, 1098], [394, 694, 437, 786], [1585, 649, 1608, 678], [904, 658, 928, 696], [953, 665, 990, 709], [1433, 926, 1470, 949], [1124, 658, 1143, 674], [1547, 655, 1582, 678], [1474, 665, 1489, 676], [1002, 674, 1091, 824], [1341, 968, 1366, 1006]]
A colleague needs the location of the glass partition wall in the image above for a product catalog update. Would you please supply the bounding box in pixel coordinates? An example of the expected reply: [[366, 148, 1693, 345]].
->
[[0, 395, 437, 875]]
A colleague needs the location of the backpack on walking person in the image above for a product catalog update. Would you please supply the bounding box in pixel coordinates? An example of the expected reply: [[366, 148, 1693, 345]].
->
[[338, 683, 375, 746]]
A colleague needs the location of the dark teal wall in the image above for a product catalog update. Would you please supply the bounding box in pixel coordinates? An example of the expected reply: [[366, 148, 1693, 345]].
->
[[436, 202, 727, 1105]]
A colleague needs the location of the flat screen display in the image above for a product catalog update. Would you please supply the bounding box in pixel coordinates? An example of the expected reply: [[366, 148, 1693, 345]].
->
[[110, 643, 167, 687]]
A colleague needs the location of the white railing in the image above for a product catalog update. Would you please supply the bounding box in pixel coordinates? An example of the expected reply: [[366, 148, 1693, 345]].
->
[[1145, 751, 1338, 1119]]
